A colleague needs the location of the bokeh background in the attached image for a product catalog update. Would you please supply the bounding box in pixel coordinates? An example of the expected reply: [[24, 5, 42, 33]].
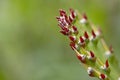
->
[[0, 0, 120, 80]]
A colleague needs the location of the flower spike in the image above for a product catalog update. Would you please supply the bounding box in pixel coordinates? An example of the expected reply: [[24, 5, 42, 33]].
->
[[56, 8, 120, 80]]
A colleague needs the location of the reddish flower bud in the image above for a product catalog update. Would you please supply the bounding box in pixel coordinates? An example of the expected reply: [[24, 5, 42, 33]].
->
[[69, 8, 76, 19], [72, 26, 78, 34], [83, 13, 87, 20], [63, 27, 69, 32], [99, 73, 106, 80], [87, 67, 95, 77], [90, 51, 95, 58], [60, 30, 68, 35], [70, 42, 75, 50], [69, 36, 76, 42], [77, 54, 82, 61], [70, 42, 79, 50], [80, 14, 88, 24], [69, 15, 73, 23], [105, 60, 109, 68], [65, 17, 71, 25], [92, 30, 96, 38], [72, 26, 77, 31], [84, 31, 89, 39], [80, 36, 84, 43], [87, 51, 96, 62], [109, 45, 113, 53], [76, 53, 86, 63], [101, 60, 110, 72], [59, 9, 66, 16]]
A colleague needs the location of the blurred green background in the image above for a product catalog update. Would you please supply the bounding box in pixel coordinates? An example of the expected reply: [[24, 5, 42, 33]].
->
[[0, 0, 120, 80]]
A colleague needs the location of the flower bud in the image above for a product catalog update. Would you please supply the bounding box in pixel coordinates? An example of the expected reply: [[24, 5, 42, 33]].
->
[[69, 35, 76, 42], [87, 67, 95, 77], [92, 30, 96, 38], [72, 26, 78, 34], [84, 31, 89, 39], [100, 60, 110, 73], [99, 73, 107, 80], [76, 53, 86, 63], [80, 13, 87, 24], [87, 51, 96, 62]]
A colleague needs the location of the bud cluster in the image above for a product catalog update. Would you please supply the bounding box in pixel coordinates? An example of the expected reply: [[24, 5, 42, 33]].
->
[[56, 8, 120, 80]]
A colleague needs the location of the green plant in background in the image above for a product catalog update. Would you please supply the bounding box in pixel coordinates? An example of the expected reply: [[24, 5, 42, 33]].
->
[[56, 8, 120, 80]]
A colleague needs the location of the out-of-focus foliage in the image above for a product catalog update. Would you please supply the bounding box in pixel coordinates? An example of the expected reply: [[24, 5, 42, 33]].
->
[[0, 0, 120, 80]]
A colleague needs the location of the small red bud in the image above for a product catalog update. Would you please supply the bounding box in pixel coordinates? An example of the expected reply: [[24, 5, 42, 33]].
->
[[69, 8, 76, 19], [92, 30, 96, 38], [60, 30, 68, 35], [76, 54, 86, 63], [109, 45, 113, 53], [77, 54, 82, 61], [59, 9, 66, 16], [87, 67, 95, 77], [72, 26, 77, 31], [63, 27, 69, 32], [72, 26, 78, 34], [69, 15, 73, 23], [83, 13, 87, 20], [90, 51, 95, 58], [65, 17, 70, 25], [84, 31, 89, 39], [100, 74, 106, 79], [80, 36, 84, 43], [69, 36, 76, 42], [70, 42, 75, 50], [105, 60, 109, 68]]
